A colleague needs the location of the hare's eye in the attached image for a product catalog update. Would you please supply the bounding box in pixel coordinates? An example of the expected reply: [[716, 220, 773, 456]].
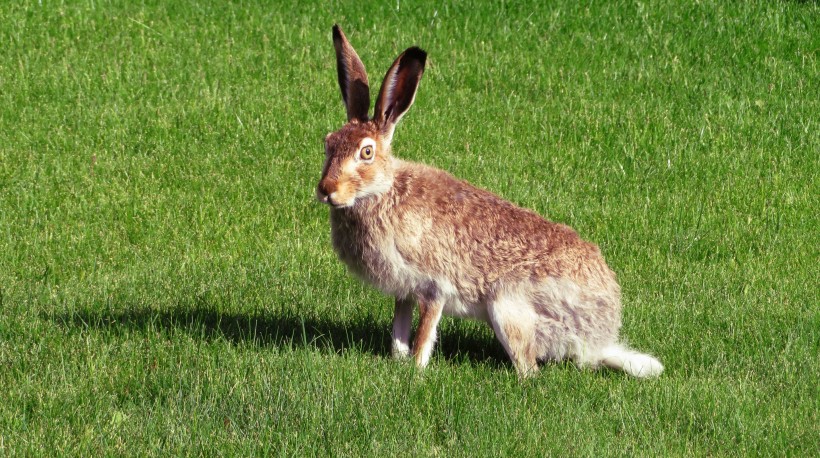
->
[[360, 146, 374, 160]]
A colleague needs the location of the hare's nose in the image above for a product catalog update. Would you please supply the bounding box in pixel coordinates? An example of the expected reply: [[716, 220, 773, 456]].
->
[[317, 178, 338, 203]]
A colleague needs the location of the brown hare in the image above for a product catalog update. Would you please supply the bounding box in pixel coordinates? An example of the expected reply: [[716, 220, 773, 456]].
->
[[317, 25, 663, 378]]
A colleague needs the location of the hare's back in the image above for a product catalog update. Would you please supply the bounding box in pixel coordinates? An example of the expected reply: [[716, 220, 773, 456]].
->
[[392, 161, 616, 291]]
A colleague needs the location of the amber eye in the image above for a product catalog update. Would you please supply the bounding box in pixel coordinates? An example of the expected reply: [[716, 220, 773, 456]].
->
[[360, 146, 374, 160]]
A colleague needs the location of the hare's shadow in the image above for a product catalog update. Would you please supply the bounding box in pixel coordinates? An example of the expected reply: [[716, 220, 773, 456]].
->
[[51, 304, 509, 369]]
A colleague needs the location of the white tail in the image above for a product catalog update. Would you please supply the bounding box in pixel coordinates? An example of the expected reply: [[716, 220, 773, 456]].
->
[[600, 344, 664, 378]]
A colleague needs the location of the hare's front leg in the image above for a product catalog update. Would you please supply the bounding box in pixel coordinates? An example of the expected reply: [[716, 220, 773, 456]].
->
[[413, 299, 444, 368], [392, 297, 414, 359]]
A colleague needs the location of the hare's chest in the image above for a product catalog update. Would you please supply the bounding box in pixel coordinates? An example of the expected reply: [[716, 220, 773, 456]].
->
[[330, 212, 421, 297]]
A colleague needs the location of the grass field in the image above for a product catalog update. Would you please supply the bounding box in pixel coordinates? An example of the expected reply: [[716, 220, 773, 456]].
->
[[1, 0, 818, 455]]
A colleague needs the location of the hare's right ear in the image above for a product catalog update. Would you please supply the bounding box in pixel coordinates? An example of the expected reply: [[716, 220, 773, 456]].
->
[[333, 25, 370, 123], [374, 47, 427, 143]]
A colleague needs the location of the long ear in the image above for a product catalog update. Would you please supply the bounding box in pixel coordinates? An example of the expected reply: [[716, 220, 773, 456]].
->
[[374, 47, 427, 142], [333, 25, 370, 123]]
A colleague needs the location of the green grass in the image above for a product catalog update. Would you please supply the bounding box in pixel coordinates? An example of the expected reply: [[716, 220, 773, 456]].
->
[[1, 0, 818, 455]]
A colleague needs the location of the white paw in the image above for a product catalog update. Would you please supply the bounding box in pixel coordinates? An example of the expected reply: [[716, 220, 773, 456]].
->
[[392, 340, 410, 359]]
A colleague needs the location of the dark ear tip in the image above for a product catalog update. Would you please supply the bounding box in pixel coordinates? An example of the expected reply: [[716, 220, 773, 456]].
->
[[404, 46, 427, 64], [332, 24, 343, 40]]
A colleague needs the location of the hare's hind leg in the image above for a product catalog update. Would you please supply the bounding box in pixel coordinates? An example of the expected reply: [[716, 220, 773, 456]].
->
[[392, 297, 414, 359], [487, 294, 539, 377]]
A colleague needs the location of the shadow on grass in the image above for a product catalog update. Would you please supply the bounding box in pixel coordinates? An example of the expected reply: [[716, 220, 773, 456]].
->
[[49, 306, 510, 369]]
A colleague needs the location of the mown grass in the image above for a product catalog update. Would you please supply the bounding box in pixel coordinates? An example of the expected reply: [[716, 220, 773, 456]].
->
[[1, 0, 818, 455]]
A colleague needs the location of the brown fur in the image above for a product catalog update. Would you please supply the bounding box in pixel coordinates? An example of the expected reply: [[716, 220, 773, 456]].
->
[[318, 25, 663, 378], [330, 162, 619, 301]]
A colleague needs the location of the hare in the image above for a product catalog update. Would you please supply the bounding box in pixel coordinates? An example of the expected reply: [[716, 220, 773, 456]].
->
[[317, 25, 663, 378]]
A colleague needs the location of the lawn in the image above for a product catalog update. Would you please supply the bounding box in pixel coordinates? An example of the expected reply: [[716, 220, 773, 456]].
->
[[1, 0, 818, 455]]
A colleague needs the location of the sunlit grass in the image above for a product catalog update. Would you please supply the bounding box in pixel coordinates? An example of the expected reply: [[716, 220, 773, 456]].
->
[[0, 0, 817, 455]]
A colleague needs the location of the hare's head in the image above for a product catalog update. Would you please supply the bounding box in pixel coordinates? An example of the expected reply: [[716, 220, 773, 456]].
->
[[317, 25, 426, 208]]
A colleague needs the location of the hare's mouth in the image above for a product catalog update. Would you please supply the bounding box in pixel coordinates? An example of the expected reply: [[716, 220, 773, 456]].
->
[[317, 192, 355, 209], [329, 200, 355, 209]]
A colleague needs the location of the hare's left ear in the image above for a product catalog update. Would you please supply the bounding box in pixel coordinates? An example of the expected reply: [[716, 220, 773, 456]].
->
[[374, 47, 427, 143], [333, 25, 370, 123]]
